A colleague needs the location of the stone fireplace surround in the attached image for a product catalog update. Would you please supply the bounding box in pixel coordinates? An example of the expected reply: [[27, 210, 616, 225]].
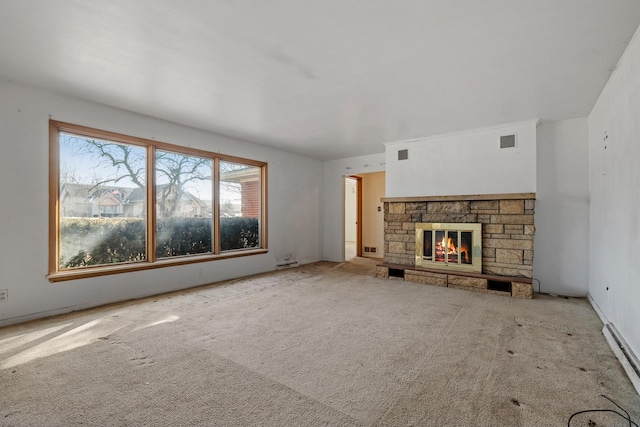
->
[[376, 193, 535, 298]]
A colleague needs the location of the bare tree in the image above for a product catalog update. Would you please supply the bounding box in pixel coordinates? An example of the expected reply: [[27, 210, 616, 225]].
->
[[77, 137, 211, 218], [78, 138, 146, 188], [155, 150, 211, 218], [60, 163, 87, 185], [219, 160, 243, 196]]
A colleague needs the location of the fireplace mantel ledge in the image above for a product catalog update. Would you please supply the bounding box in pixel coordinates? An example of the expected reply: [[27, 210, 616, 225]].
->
[[381, 192, 536, 203]]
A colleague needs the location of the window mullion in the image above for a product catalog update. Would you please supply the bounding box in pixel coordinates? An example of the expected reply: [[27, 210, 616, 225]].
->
[[49, 122, 61, 275], [147, 145, 157, 263], [261, 164, 268, 250], [213, 157, 220, 255]]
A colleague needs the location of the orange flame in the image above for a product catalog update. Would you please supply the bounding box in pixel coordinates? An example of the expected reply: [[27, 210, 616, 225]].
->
[[438, 237, 458, 254], [434, 233, 471, 264]]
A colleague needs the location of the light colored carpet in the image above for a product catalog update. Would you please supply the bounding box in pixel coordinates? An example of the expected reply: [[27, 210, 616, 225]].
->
[[1, 258, 639, 426]]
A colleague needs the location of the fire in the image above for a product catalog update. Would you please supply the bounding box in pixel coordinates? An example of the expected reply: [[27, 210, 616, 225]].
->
[[436, 236, 470, 263], [438, 236, 459, 254]]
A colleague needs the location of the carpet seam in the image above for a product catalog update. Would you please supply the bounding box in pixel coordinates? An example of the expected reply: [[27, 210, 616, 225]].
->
[[209, 351, 365, 426], [372, 295, 469, 424]]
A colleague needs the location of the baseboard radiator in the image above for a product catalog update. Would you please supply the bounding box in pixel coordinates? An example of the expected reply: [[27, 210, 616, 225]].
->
[[603, 323, 640, 395]]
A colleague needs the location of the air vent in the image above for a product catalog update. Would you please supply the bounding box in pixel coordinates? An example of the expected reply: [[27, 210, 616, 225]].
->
[[364, 247, 370, 253], [500, 135, 516, 149], [398, 149, 409, 160], [370, 247, 377, 253]]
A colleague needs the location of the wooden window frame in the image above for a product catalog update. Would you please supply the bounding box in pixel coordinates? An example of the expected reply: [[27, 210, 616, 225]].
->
[[48, 120, 268, 282]]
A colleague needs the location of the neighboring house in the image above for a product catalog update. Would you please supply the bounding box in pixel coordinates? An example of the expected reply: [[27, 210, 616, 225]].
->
[[59, 183, 126, 218], [60, 183, 209, 218], [155, 184, 210, 218], [220, 167, 260, 218]]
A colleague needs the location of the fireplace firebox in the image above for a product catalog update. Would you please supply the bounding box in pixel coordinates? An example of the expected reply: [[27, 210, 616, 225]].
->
[[415, 223, 482, 273]]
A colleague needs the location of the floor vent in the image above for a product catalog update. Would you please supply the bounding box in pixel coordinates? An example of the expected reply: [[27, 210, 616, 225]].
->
[[276, 261, 298, 270]]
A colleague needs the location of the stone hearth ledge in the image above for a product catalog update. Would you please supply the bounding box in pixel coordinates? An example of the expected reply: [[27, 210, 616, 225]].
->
[[381, 192, 536, 203]]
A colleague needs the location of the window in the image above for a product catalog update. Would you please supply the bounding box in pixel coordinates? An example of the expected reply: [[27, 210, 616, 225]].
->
[[155, 150, 213, 259], [49, 121, 267, 281], [219, 161, 262, 251]]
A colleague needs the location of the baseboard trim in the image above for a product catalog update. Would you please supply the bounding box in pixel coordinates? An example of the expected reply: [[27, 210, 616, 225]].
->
[[587, 294, 608, 324], [589, 295, 640, 395]]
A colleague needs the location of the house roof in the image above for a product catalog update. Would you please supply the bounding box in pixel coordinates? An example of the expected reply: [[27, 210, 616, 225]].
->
[[60, 183, 206, 207], [61, 183, 136, 203], [1, 1, 639, 160], [220, 167, 260, 183]]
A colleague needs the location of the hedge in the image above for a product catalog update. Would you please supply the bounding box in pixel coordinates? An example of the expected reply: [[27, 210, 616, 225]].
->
[[60, 216, 259, 268], [220, 217, 260, 251]]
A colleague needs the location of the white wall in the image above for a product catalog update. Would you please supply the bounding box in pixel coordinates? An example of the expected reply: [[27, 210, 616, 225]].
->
[[534, 118, 590, 296], [588, 25, 640, 359], [322, 154, 386, 262], [361, 172, 385, 258], [0, 80, 323, 326], [382, 118, 592, 297], [384, 120, 537, 197]]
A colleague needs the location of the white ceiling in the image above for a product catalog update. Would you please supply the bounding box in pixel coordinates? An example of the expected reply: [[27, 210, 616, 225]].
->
[[1, 1, 639, 160]]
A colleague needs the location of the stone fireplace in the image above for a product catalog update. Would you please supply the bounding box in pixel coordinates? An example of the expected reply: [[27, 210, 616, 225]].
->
[[376, 193, 535, 298]]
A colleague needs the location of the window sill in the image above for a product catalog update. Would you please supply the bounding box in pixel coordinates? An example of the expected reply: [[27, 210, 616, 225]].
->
[[47, 249, 269, 282]]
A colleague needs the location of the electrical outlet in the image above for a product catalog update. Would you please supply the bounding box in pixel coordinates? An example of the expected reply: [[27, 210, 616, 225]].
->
[[0, 289, 7, 302]]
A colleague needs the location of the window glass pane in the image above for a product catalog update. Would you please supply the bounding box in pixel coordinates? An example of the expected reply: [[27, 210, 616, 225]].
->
[[155, 150, 213, 258], [434, 230, 445, 263], [423, 230, 433, 260], [219, 161, 261, 251], [447, 231, 459, 264], [59, 133, 147, 269], [460, 231, 472, 264]]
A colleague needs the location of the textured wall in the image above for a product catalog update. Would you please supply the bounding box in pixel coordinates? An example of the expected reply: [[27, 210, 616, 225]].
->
[[588, 24, 640, 361]]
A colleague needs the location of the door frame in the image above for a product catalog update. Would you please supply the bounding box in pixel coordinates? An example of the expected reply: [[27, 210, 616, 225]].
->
[[345, 175, 363, 259]]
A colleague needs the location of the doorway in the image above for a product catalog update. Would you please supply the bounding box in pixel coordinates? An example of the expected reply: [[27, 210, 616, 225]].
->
[[344, 176, 362, 260], [344, 172, 386, 261]]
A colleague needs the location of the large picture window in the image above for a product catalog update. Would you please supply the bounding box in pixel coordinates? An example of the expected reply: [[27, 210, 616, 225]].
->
[[49, 121, 267, 281]]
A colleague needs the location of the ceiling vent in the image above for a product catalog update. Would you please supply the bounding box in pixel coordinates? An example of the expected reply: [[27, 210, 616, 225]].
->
[[398, 149, 409, 160], [500, 135, 516, 149]]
